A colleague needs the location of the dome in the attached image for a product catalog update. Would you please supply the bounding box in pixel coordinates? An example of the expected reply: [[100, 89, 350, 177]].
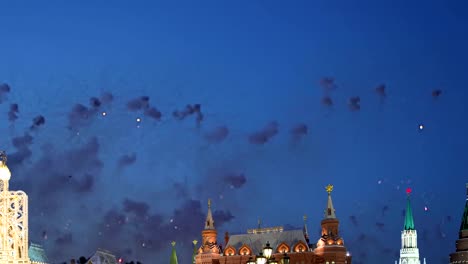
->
[[0, 163, 11, 181]]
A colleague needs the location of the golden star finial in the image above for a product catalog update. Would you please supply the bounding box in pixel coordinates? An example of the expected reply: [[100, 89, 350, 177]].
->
[[208, 199, 211, 208], [326, 184, 334, 194], [171, 241, 176, 247], [193, 240, 198, 245]]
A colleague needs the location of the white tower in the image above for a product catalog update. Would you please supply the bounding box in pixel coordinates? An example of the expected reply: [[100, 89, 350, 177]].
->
[[0, 151, 30, 263], [397, 188, 425, 264]]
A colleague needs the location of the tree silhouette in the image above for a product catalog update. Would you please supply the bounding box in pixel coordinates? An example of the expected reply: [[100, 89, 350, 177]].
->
[[78, 256, 88, 264]]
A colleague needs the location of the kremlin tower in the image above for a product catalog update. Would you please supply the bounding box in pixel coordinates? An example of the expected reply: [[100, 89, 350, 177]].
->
[[195, 199, 221, 264], [396, 188, 426, 264], [314, 184, 349, 263], [449, 183, 468, 263]]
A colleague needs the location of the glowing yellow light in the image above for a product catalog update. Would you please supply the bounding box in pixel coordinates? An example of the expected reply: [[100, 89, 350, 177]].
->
[[0, 155, 11, 181], [0, 163, 11, 181]]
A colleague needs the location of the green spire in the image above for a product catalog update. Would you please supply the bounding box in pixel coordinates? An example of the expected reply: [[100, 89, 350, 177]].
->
[[170, 241, 178, 264], [459, 184, 468, 231], [404, 196, 415, 230], [192, 240, 198, 264]]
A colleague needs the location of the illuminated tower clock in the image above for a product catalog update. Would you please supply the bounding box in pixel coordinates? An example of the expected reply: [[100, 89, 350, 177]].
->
[[0, 151, 30, 263]]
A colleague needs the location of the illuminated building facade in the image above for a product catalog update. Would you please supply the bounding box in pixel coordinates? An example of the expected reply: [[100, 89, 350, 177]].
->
[[0, 152, 30, 264], [0, 152, 49, 264], [449, 183, 468, 263], [195, 185, 352, 264]]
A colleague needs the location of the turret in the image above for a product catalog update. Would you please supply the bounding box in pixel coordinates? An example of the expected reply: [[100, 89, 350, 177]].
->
[[200, 199, 219, 254], [314, 184, 348, 264], [397, 188, 422, 264]]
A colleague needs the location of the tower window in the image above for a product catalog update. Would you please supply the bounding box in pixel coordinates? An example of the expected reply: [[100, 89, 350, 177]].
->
[[328, 208, 332, 215]]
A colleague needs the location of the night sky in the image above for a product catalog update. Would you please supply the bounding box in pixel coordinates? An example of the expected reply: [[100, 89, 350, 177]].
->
[[1, 1, 468, 263]]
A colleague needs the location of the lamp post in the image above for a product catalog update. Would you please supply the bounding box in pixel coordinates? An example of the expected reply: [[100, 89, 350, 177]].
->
[[247, 257, 256, 264], [255, 252, 267, 264], [262, 242, 278, 264], [247, 242, 290, 264]]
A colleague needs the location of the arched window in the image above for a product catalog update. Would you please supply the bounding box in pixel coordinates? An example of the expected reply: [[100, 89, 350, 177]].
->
[[293, 241, 308, 252], [239, 244, 252, 256], [224, 246, 236, 256], [276, 242, 290, 253]]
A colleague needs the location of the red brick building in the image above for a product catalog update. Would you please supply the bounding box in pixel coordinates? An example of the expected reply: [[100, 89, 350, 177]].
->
[[195, 185, 352, 264]]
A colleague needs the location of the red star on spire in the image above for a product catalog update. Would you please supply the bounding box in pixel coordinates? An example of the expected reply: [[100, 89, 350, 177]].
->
[[406, 187, 412, 195]]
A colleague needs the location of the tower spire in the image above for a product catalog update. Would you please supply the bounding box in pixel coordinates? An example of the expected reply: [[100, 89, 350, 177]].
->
[[325, 184, 336, 219], [170, 241, 178, 264], [303, 215, 309, 236], [398, 187, 422, 264], [205, 199, 215, 230], [459, 183, 468, 232], [303, 214, 310, 244], [404, 188, 415, 230], [191, 240, 198, 264]]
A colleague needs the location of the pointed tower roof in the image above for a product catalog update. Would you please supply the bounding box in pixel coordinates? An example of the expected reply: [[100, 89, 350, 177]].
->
[[205, 199, 215, 230], [324, 184, 337, 219], [404, 188, 415, 230], [459, 183, 468, 231], [303, 215, 309, 238], [191, 240, 198, 264], [170, 241, 178, 264]]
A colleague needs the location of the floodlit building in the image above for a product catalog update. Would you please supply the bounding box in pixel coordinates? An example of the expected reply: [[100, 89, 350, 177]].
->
[[195, 184, 352, 264], [0, 151, 31, 263], [395, 188, 426, 264], [0, 152, 49, 264], [449, 183, 468, 263]]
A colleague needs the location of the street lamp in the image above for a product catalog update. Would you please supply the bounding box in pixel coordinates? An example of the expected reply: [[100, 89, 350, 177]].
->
[[255, 252, 267, 264], [282, 253, 290, 264], [268, 258, 278, 264], [263, 241, 273, 259], [246, 242, 290, 264], [247, 257, 256, 264]]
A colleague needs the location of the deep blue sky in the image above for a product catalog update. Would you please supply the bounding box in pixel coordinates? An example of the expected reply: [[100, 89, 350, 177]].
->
[[1, 0, 468, 263]]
